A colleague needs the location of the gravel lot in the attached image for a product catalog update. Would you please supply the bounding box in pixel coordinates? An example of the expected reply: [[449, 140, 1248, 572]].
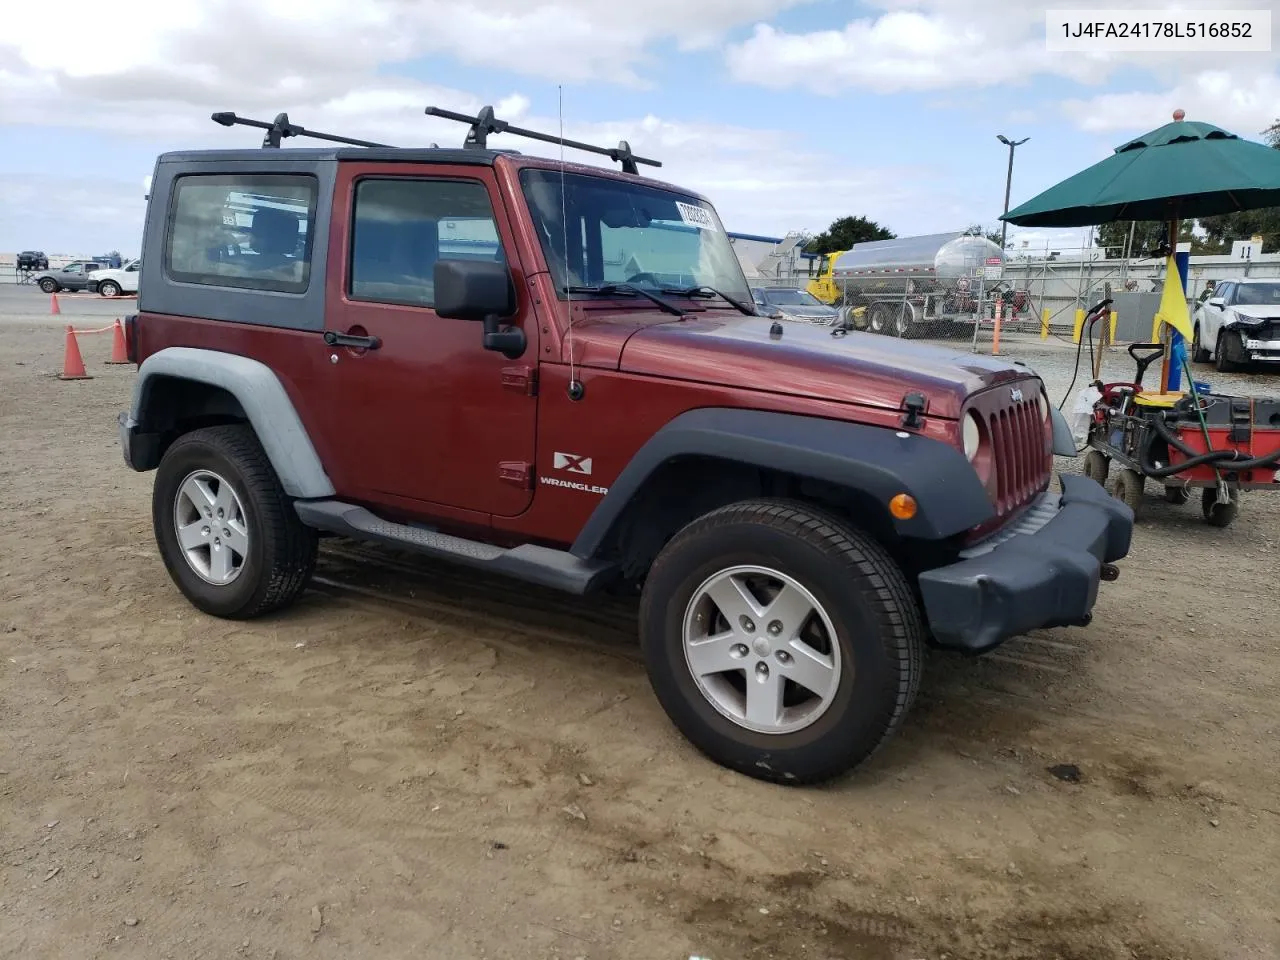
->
[[3, 285, 1279, 960]]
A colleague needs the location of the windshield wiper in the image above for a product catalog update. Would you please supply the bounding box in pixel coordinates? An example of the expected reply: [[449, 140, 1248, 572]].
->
[[661, 285, 755, 316], [563, 283, 685, 317]]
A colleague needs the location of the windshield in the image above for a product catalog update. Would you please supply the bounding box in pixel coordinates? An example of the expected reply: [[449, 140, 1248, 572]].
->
[[519, 168, 750, 303], [1234, 282, 1280, 306], [762, 288, 826, 307]]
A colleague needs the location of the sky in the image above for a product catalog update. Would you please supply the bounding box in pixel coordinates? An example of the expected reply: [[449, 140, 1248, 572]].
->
[[1, 0, 1278, 257]]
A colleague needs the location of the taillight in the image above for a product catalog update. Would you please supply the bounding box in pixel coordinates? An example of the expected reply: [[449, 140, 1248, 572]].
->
[[123, 314, 138, 363]]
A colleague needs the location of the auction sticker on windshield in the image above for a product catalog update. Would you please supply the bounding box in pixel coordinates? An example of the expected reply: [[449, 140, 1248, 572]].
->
[[675, 201, 719, 231]]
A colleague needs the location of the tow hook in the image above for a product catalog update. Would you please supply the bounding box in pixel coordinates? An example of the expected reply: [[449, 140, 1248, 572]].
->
[[1100, 562, 1120, 582]]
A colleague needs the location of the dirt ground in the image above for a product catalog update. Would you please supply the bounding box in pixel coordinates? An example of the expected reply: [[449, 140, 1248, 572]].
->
[[3, 295, 1279, 960]]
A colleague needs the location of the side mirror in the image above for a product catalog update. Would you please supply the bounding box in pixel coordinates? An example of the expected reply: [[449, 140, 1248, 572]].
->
[[1207, 297, 1224, 308], [433, 259, 525, 359]]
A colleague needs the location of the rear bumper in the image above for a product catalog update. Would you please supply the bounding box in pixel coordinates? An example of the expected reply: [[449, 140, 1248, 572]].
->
[[917, 474, 1133, 654]]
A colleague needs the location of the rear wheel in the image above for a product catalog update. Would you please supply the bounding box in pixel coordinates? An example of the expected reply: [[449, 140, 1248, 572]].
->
[[1110, 468, 1145, 518], [1200, 487, 1238, 528], [1192, 325, 1211, 363], [153, 424, 317, 619], [1082, 450, 1110, 485], [638, 499, 924, 785]]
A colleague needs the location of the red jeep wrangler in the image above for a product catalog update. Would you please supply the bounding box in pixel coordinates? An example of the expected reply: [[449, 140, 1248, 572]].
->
[[117, 107, 1132, 784]]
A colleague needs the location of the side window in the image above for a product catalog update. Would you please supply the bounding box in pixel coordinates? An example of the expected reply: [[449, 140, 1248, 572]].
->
[[166, 173, 317, 294], [1217, 283, 1232, 304], [64, 264, 82, 275], [349, 178, 504, 308]]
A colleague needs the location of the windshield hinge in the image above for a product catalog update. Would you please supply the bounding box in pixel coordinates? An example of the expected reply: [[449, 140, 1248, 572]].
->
[[900, 392, 928, 429], [501, 365, 538, 397]]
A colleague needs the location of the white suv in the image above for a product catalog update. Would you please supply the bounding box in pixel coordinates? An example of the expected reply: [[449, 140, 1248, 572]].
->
[[91, 259, 141, 298], [1192, 278, 1280, 371]]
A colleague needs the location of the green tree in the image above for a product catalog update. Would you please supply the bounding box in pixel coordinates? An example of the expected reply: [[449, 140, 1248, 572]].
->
[[1195, 117, 1280, 252], [1095, 221, 1219, 257], [804, 215, 895, 255], [965, 224, 1008, 248]]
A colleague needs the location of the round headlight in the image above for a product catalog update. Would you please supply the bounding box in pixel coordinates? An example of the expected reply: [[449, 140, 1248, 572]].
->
[[1037, 390, 1050, 422], [963, 411, 982, 461]]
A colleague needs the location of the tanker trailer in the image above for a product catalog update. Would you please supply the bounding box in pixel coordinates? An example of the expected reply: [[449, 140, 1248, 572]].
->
[[825, 232, 1020, 339]]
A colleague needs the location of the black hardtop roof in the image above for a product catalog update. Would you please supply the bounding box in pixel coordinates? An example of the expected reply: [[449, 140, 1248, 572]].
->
[[156, 147, 501, 166], [154, 148, 717, 206]]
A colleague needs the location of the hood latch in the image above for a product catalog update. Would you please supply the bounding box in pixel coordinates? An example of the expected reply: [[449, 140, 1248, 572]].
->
[[900, 392, 927, 429]]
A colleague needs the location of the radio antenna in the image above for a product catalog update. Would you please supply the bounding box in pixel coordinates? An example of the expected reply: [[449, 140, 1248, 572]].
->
[[559, 86, 583, 401]]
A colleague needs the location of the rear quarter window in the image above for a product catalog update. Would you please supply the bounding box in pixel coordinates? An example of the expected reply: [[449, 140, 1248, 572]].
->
[[165, 173, 318, 294]]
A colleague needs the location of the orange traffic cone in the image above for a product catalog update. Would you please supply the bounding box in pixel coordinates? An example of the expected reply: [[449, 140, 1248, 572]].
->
[[58, 326, 92, 381], [50, 294, 61, 315], [106, 319, 130, 364]]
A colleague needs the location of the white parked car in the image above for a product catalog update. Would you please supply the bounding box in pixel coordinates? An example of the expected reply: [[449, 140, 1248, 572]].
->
[[89, 259, 141, 298], [1192, 278, 1280, 372]]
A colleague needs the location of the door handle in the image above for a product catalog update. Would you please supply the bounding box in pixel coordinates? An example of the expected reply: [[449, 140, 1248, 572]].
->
[[323, 330, 381, 350]]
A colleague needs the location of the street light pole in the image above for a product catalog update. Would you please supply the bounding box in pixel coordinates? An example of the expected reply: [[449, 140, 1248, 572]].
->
[[997, 134, 1029, 252]]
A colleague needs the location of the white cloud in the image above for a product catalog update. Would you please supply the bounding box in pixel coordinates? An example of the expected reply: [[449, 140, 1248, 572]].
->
[[0, 0, 989, 250], [1061, 70, 1280, 138], [723, 0, 1280, 135], [0, 176, 147, 256], [0, 0, 807, 94]]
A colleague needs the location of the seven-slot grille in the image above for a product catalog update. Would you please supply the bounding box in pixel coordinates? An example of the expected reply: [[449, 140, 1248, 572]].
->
[[972, 382, 1052, 516]]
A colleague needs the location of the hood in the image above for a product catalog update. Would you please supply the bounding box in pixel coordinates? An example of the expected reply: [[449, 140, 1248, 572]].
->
[[1227, 305, 1280, 323], [771, 305, 839, 320], [615, 312, 1033, 418]]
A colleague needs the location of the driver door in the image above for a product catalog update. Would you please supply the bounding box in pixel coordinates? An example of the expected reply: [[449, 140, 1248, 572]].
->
[[309, 164, 540, 519]]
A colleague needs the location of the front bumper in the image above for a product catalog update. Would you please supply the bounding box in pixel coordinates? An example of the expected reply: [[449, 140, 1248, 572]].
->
[[1242, 336, 1280, 362], [917, 474, 1133, 653]]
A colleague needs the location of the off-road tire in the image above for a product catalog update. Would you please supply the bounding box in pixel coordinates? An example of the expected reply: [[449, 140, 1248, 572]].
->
[[38, 277, 58, 294], [98, 280, 121, 298], [1082, 450, 1109, 485], [1200, 488, 1238, 528], [1191, 325, 1211, 363], [638, 499, 924, 785], [1110, 468, 1145, 518], [1163, 484, 1189, 505], [153, 424, 317, 619]]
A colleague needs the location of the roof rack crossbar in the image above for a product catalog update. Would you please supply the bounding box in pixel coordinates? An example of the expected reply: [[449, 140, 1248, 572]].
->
[[211, 112, 395, 149], [424, 105, 661, 175]]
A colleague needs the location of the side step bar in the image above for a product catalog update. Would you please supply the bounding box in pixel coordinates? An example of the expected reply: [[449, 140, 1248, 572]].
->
[[294, 500, 618, 595]]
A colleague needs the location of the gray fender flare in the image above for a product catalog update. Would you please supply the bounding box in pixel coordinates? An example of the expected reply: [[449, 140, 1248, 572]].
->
[[570, 407, 996, 558], [127, 346, 334, 499], [1049, 405, 1077, 456]]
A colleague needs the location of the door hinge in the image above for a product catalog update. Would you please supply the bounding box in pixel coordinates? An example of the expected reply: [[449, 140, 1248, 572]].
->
[[498, 461, 533, 489], [501, 365, 538, 396]]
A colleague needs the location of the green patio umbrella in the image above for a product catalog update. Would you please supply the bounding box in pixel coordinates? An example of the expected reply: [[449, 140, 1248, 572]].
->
[[1001, 111, 1280, 227]]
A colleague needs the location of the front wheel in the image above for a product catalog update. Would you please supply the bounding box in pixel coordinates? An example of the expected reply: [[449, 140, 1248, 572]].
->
[[98, 280, 121, 298], [153, 424, 318, 619], [1216, 331, 1243, 372], [39, 278, 58, 293], [1110, 467, 1145, 519], [638, 499, 924, 785]]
